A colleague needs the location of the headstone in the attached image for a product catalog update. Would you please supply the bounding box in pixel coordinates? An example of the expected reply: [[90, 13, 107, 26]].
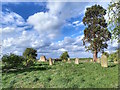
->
[[63, 59, 66, 62], [75, 58, 79, 64], [49, 58, 53, 65], [90, 59, 93, 62], [67, 58, 71, 63], [53, 59, 55, 64], [39, 56, 46, 62], [97, 58, 101, 63], [101, 54, 108, 67]]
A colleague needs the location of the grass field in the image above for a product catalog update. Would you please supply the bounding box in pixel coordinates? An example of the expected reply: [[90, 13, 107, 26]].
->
[[2, 60, 118, 88]]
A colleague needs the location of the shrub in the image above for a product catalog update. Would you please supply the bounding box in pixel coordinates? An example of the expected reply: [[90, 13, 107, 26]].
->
[[2, 54, 25, 69], [108, 51, 118, 62]]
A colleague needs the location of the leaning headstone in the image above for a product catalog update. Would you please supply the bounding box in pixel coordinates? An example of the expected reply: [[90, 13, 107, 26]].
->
[[67, 58, 71, 63], [38, 55, 46, 62], [49, 58, 53, 65], [75, 58, 79, 64], [101, 54, 108, 67], [97, 58, 101, 63]]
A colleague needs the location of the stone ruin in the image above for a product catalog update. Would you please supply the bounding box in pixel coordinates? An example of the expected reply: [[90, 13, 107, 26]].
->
[[38, 55, 46, 62], [49, 58, 53, 65], [101, 54, 108, 67], [75, 58, 79, 64]]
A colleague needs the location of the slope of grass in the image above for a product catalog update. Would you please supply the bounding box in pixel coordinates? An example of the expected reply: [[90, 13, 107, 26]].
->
[[2, 61, 118, 88]]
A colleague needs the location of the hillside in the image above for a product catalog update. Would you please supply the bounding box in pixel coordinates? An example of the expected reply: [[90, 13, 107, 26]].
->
[[2, 61, 118, 88]]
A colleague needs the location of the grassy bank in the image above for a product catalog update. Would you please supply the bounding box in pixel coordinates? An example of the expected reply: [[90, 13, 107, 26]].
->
[[2, 61, 118, 88]]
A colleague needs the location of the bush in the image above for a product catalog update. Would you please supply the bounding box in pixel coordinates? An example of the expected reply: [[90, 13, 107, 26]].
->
[[108, 50, 118, 62], [60, 51, 69, 60], [2, 54, 25, 69]]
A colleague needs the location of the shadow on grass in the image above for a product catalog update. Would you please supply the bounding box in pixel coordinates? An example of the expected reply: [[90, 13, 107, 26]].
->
[[108, 64, 117, 68], [2, 64, 51, 74]]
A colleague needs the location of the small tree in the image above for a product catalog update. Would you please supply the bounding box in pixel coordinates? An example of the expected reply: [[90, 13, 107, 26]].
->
[[23, 48, 37, 59], [82, 5, 111, 62], [23, 48, 37, 66], [60, 51, 69, 60]]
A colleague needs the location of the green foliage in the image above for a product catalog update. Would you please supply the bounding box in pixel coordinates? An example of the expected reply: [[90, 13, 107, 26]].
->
[[26, 58, 35, 67], [2, 61, 118, 88], [23, 48, 37, 59], [103, 52, 109, 58], [108, 50, 118, 62], [108, 0, 120, 42], [23, 48, 37, 67], [2, 54, 25, 69], [82, 5, 111, 53], [60, 51, 69, 60]]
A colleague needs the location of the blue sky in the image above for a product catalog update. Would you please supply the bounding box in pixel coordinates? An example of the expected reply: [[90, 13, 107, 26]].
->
[[1, 1, 118, 59]]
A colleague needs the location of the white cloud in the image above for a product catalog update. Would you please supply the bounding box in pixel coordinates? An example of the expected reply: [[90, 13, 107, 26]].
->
[[1, 10, 25, 27], [27, 12, 63, 39], [27, 2, 89, 40]]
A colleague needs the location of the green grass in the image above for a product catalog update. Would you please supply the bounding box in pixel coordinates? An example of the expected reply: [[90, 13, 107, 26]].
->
[[2, 61, 118, 88]]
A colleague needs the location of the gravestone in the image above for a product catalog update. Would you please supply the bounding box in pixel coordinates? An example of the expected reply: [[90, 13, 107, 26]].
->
[[53, 59, 55, 64], [49, 58, 53, 65], [63, 59, 66, 62], [67, 58, 71, 63], [101, 54, 108, 67], [39, 56, 46, 62], [97, 58, 100, 63], [90, 59, 93, 62], [75, 58, 79, 64]]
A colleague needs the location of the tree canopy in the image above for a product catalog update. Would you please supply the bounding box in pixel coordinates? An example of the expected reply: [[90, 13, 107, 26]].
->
[[23, 48, 37, 59], [60, 51, 69, 60], [108, 0, 120, 42]]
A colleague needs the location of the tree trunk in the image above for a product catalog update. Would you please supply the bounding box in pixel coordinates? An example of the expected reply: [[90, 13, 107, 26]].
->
[[93, 50, 97, 62]]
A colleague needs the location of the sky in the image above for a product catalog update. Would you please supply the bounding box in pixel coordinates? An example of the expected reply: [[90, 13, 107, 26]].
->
[[0, 0, 118, 59]]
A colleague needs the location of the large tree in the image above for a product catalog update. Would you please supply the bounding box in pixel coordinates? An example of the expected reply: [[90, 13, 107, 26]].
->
[[82, 5, 111, 62], [108, 0, 120, 42]]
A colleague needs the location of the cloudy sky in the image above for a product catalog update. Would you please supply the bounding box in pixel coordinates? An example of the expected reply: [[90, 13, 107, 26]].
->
[[0, 0, 118, 59]]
